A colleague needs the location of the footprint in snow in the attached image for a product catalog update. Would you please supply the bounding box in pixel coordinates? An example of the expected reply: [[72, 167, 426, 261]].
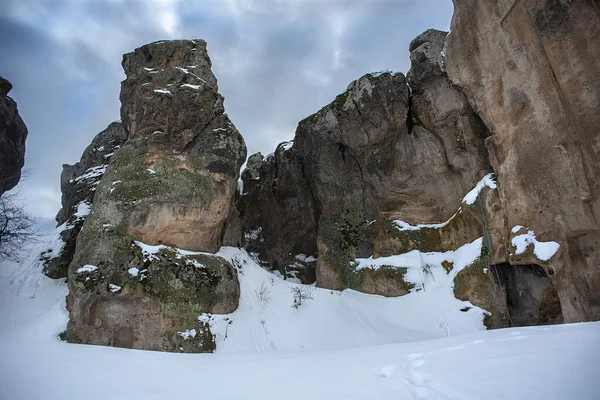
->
[[379, 365, 395, 378]]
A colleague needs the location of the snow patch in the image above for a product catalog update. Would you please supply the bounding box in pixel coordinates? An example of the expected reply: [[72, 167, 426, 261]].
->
[[76, 265, 97, 274], [178, 329, 197, 340], [128, 268, 140, 277], [368, 70, 401, 78], [394, 216, 455, 231], [463, 173, 496, 205], [108, 284, 121, 293], [511, 226, 560, 261], [394, 173, 496, 232], [199, 242, 488, 354], [295, 254, 316, 263], [72, 165, 107, 184], [181, 84, 201, 90], [153, 89, 172, 95], [280, 140, 294, 151], [354, 238, 483, 293], [73, 202, 91, 219]]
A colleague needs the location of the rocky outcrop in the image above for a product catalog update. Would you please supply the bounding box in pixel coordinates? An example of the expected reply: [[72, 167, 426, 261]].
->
[[64, 40, 246, 352], [445, 0, 600, 323], [41, 122, 127, 279], [116, 40, 247, 252], [0, 76, 28, 196], [241, 145, 319, 282], [242, 30, 493, 296]]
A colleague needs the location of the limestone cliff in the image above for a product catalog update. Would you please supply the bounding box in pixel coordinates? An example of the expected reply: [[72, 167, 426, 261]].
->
[[445, 0, 600, 323]]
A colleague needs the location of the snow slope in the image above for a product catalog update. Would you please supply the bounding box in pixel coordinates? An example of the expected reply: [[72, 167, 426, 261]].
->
[[1, 227, 599, 399]]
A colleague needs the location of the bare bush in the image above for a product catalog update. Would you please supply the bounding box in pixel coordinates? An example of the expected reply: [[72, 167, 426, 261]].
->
[[0, 192, 38, 261], [290, 286, 313, 309], [255, 282, 271, 307]]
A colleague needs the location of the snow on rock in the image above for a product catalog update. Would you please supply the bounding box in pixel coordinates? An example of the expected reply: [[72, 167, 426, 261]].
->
[[71, 165, 107, 184], [511, 226, 560, 261], [73, 202, 91, 219], [394, 215, 455, 231], [153, 89, 172, 95], [128, 267, 140, 277], [355, 238, 481, 275], [368, 70, 401, 78], [295, 254, 316, 262], [75, 265, 97, 274], [280, 140, 294, 151], [462, 173, 496, 205], [394, 173, 496, 231], [108, 284, 121, 293], [177, 329, 197, 340], [181, 84, 201, 90], [133, 241, 208, 266]]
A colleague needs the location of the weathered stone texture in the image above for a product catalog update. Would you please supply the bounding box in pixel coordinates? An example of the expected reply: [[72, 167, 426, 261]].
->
[[0, 76, 28, 197], [445, 0, 600, 322], [65, 40, 245, 352]]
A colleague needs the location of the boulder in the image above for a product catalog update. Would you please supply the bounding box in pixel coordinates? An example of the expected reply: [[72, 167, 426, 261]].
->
[[445, 0, 600, 323], [0, 76, 28, 196]]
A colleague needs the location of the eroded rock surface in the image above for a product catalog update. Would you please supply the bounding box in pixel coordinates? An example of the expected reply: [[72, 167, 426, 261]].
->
[[242, 31, 493, 296], [116, 39, 246, 252], [41, 122, 126, 279], [445, 0, 600, 323], [0, 76, 28, 196], [65, 40, 245, 352]]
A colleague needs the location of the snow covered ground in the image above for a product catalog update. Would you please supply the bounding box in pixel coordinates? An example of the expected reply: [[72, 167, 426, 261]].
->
[[1, 226, 599, 399]]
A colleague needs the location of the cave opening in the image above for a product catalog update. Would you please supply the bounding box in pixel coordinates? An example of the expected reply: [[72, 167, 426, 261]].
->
[[490, 263, 563, 327]]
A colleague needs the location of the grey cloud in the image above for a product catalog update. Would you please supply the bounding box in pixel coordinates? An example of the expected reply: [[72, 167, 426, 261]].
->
[[0, 0, 454, 221]]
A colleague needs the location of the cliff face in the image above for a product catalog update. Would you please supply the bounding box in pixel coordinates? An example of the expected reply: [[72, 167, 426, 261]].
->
[[445, 0, 600, 323], [64, 40, 246, 352], [241, 12, 598, 328], [241, 30, 496, 301], [0, 76, 28, 197]]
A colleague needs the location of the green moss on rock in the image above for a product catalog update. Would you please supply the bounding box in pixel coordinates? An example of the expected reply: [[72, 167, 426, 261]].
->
[[109, 140, 214, 207]]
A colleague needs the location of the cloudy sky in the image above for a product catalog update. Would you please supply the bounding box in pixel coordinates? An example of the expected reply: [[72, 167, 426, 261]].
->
[[1, 0, 453, 223]]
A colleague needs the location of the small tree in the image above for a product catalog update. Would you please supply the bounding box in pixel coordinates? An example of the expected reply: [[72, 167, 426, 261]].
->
[[0, 192, 37, 261], [290, 286, 313, 309]]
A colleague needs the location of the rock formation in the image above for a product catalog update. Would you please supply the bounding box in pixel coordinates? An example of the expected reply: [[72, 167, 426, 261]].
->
[[41, 122, 127, 279], [240, 13, 599, 328], [48, 0, 599, 353], [0, 76, 28, 197], [241, 30, 496, 301], [445, 0, 600, 323], [63, 40, 246, 352]]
